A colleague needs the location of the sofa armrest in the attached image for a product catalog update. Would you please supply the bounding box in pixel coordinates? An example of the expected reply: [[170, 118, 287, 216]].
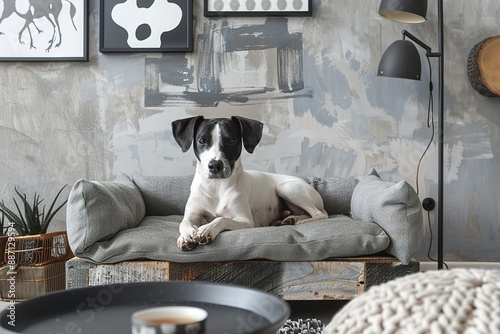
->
[[66, 174, 146, 255], [350, 169, 423, 264]]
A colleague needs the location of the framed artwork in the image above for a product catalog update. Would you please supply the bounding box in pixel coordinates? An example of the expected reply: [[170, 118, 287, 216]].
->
[[0, 0, 88, 62], [204, 0, 312, 17], [100, 0, 193, 53]]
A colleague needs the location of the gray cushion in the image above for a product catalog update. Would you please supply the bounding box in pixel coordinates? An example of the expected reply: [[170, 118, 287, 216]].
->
[[66, 174, 146, 255], [350, 168, 423, 264], [302, 176, 358, 215], [131, 173, 192, 216], [73, 215, 390, 263]]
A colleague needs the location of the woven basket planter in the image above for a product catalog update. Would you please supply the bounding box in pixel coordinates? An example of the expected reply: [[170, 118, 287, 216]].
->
[[0, 261, 66, 301], [4, 231, 73, 267]]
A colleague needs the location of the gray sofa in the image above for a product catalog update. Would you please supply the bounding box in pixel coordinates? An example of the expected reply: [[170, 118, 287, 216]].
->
[[66, 168, 423, 265]]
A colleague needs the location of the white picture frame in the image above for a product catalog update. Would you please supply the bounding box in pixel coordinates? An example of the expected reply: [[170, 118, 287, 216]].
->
[[0, 0, 88, 62]]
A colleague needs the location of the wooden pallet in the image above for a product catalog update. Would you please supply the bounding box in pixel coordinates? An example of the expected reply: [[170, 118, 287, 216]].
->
[[65, 256, 419, 300]]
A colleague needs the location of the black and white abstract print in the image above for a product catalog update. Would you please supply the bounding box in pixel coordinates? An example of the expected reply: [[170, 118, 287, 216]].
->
[[0, 0, 86, 60], [100, 0, 192, 52]]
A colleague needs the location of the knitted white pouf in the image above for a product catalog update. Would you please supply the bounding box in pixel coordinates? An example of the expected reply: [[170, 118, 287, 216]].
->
[[325, 268, 500, 334]]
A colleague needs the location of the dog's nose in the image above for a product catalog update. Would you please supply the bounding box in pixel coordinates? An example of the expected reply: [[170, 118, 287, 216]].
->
[[208, 160, 224, 174]]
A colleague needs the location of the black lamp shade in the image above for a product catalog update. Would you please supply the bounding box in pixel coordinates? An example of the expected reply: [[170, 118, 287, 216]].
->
[[377, 40, 422, 80], [379, 0, 427, 23]]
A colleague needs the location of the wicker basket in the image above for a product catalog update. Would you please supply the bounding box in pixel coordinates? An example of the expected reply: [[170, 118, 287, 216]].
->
[[4, 231, 73, 267], [0, 261, 66, 301]]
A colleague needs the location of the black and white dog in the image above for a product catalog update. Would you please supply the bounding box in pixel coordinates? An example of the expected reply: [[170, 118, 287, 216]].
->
[[172, 116, 328, 251]]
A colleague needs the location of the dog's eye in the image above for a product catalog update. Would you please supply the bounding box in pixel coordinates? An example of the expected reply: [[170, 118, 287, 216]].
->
[[198, 139, 206, 145], [228, 138, 237, 144]]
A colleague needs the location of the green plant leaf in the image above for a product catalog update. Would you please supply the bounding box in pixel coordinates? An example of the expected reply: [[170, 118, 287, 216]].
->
[[15, 188, 42, 235], [2, 185, 68, 236], [41, 185, 68, 234], [13, 196, 29, 235], [0, 200, 25, 235], [0, 209, 4, 235]]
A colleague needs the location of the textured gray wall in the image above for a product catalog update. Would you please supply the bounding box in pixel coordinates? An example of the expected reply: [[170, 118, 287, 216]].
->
[[0, 0, 499, 262]]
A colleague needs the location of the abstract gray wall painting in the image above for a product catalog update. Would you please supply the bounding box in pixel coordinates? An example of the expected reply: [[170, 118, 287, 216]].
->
[[0, 0, 88, 61], [144, 19, 311, 107], [100, 0, 193, 52]]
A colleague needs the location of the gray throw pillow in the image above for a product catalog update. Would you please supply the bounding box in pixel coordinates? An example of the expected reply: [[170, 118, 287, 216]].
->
[[302, 176, 358, 215], [350, 168, 423, 264], [66, 174, 146, 254], [131, 173, 192, 216]]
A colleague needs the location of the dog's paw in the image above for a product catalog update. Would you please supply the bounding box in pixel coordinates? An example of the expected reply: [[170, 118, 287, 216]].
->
[[178, 223, 200, 251], [196, 234, 212, 245], [177, 236, 198, 251], [273, 210, 296, 226], [281, 215, 297, 225], [194, 226, 215, 245]]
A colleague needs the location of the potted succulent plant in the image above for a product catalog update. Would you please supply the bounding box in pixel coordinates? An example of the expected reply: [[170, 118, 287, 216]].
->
[[0, 186, 67, 236], [0, 186, 69, 265]]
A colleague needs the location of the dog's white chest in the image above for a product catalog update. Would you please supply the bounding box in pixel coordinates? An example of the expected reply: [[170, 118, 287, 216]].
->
[[192, 173, 281, 226]]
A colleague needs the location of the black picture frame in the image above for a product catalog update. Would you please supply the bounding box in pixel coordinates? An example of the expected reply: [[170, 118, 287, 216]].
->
[[0, 0, 88, 62], [204, 0, 312, 17], [100, 0, 193, 53]]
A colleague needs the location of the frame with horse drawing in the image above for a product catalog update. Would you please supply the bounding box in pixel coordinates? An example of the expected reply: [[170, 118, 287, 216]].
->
[[0, 0, 88, 61]]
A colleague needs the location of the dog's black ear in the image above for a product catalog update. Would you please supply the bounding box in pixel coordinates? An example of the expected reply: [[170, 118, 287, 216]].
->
[[232, 116, 263, 154], [172, 116, 204, 152]]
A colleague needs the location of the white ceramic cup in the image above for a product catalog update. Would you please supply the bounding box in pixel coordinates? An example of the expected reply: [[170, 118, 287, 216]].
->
[[131, 306, 208, 334]]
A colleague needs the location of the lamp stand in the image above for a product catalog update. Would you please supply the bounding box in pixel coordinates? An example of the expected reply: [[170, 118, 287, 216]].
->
[[378, 0, 445, 269], [436, 0, 444, 270], [405, 0, 445, 270]]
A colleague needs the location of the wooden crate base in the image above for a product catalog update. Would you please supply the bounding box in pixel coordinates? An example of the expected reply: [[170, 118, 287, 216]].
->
[[0, 261, 66, 301], [66, 256, 419, 300]]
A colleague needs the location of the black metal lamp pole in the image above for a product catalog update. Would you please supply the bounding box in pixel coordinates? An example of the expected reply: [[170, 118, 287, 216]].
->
[[378, 0, 445, 269]]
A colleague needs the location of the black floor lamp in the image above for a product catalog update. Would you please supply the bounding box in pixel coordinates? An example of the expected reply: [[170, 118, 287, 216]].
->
[[377, 0, 445, 270]]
